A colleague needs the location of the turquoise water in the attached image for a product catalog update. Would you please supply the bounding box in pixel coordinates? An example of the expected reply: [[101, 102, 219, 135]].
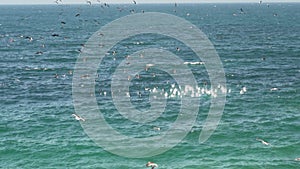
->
[[1, 3, 299, 168]]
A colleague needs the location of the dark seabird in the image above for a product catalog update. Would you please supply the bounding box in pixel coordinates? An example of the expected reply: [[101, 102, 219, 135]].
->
[[35, 51, 43, 55], [51, 33, 59, 37], [240, 8, 244, 13], [25, 36, 33, 42], [54, 0, 62, 4]]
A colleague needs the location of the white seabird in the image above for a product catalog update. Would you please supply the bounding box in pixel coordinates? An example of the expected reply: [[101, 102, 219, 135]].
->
[[146, 162, 158, 169], [72, 114, 85, 122], [256, 138, 270, 146]]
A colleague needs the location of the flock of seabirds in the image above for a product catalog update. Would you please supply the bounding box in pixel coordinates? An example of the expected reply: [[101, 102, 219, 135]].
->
[[66, 1, 298, 167], [3, 0, 298, 168], [57, 0, 296, 167]]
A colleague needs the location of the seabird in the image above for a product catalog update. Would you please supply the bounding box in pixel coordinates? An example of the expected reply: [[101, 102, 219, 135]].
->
[[25, 36, 33, 42], [86, 0, 92, 5], [240, 86, 247, 95], [35, 51, 43, 55], [256, 138, 270, 146], [183, 61, 205, 65], [133, 0, 136, 4], [54, 0, 62, 4], [240, 8, 244, 13], [146, 162, 158, 169], [51, 33, 59, 37], [270, 87, 278, 91], [153, 127, 160, 131], [72, 114, 85, 121]]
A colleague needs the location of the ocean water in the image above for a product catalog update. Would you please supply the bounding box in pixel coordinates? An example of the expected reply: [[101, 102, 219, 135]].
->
[[0, 3, 299, 169]]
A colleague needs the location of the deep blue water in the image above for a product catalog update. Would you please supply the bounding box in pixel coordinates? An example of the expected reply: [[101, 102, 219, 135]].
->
[[0, 3, 299, 168]]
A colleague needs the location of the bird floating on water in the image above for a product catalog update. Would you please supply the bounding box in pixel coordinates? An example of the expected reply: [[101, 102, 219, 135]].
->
[[153, 127, 160, 131]]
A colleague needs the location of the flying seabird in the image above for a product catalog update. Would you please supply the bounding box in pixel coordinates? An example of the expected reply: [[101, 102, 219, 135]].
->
[[133, 0, 136, 4], [256, 138, 270, 146], [51, 33, 59, 37], [240, 8, 244, 13], [54, 0, 62, 4], [146, 162, 158, 169], [25, 36, 33, 42], [104, 3, 109, 7], [86, 0, 92, 5], [240, 86, 247, 95], [270, 87, 278, 91], [153, 127, 160, 131], [35, 51, 43, 55], [72, 114, 85, 121]]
